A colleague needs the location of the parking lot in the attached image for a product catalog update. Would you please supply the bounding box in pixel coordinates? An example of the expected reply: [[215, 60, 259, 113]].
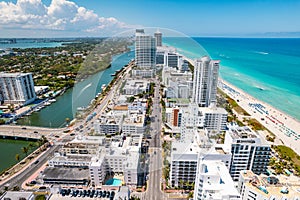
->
[[57, 188, 115, 200]]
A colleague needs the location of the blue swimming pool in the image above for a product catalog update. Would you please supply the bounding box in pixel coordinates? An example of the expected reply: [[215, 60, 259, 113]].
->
[[105, 178, 122, 186]]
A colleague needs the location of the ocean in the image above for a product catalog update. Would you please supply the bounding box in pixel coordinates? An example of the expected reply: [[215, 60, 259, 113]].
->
[[164, 37, 300, 121]]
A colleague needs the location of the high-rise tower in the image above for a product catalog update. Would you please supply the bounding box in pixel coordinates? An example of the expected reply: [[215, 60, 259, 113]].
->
[[154, 30, 162, 47], [192, 56, 219, 107], [135, 29, 156, 68]]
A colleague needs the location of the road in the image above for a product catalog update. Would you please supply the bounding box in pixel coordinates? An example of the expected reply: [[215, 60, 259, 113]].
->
[[0, 144, 60, 190], [71, 61, 134, 135], [145, 78, 167, 200], [0, 131, 76, 191], [0, 62, 134, 191]]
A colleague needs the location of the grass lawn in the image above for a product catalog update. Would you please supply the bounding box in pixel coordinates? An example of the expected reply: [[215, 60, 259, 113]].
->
[[274, 145, 300, 167]]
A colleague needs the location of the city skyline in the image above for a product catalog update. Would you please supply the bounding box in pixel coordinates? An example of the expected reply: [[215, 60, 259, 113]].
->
[[0, 0, 300, 38]]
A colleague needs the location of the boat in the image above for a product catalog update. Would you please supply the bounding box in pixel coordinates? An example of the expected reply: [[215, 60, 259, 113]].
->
[[77, 107, 86, 111], [44, 102, 51, 106], [101, 84, 106, 91], [49, 99, 56, 103]]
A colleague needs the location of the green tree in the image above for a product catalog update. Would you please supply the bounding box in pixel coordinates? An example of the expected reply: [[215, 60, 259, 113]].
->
[[15, 154, 20, 161], [65, 117, 70, 124], [22, 146, 29, 155], [0, 119, 5, 125]]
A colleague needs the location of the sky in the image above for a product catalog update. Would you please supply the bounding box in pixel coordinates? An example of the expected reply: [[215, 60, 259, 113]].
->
[[0, 0, 300, 38]]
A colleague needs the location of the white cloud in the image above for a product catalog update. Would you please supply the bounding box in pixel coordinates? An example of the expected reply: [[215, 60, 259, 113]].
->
[[0, 0, 137, 36]]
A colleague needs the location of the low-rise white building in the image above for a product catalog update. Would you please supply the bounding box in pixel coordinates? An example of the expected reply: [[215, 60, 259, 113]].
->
[[89, 135, 142, 187], [132, 69, 155, 78], [61, 136, 105, 156], [122, 111, 145, 135], [94, 111, 123, 136], [194, 160, 241, 200], [48, 153, 91, 168], [122, 79, 149, 95], [238, 170, 300, 200], [128, 99, 147, 113]]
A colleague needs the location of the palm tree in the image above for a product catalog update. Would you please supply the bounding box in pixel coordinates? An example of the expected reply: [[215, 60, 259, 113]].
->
[[22, 146, 29, 155], [65, 117, 70, 124], [15, 154, 20, 161], [179, 179, 184, 192]]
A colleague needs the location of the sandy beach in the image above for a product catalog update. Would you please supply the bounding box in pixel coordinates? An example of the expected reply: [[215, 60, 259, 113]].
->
[[218, 78, 300, 155]]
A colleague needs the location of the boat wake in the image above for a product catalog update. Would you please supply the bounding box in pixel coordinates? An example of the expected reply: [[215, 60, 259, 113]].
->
[[254, 51, 269, 55]]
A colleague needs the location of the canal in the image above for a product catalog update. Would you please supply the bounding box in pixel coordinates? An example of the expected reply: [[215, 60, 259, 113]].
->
[[17, 50, 134, 128]]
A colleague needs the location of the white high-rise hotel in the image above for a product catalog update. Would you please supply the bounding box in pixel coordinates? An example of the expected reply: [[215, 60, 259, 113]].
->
[[135, 29, 156, 68], [0, 72, 36, 105], [192, 56, 220, 107]]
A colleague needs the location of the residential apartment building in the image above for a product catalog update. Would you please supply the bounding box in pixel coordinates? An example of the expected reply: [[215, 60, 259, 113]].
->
[[135, 29, 156, 68], [200, 106, 228, 135], [89, 136, 142, 187], [0, 72, 36, 105], [131, 69, 155, 78], [122, 79, 150, 95], [224, 123, 271, 181], [94, 112, 123, 136], [154, 30, 162, 47], [192, 56, 220, 107]]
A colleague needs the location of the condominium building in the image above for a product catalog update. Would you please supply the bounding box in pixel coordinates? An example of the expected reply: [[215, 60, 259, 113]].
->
[[122, 79, 150, 95], [48, 153, 91, 168], [122, 111, 145, 135], [131, 69, 155, 78], [162, 66, 193, 99], [224, 123, 271, 181], [135, 29, 156, 68], [169, 140, 199, 188], [89, 136, 142, 187], [169, 129, 230, 188], [0, 72, 36, 105], [94, 111, 123, 136], [200, 106, 228, 135], [179, 104, 205, 141], [194, 160, 241, 200], [61, 136, 105, 156], [178, 57, 190, 72], [192, 56, 220, 107], [164, 52, 182, 68], [171, 107, 182, 127], [128, 99, 147, 113], [238, 170, 300, 200], [154, 30, 162, 47]]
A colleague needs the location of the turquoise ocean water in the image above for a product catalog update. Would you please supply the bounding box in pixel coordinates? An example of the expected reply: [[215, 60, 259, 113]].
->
[[164, 37, 300, 121]]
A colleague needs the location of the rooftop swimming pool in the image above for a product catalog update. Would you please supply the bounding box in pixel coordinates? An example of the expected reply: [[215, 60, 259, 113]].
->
[[105, 178, 122, 186]]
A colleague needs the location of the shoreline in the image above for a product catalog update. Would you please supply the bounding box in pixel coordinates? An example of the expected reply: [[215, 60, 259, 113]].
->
[[182, 54, 300, 153], [218, 78, 300, 155], [219, 78, 300, 124]]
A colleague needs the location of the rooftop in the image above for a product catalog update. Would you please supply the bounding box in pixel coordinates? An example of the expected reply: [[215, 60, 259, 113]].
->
[[0, 191, 33, 200], [227, 123, 258, 139], [43, 167, 89, 180], [0, 72, 32, 77], [200, 160, 240, 198], [240, 170, 300, 199]]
